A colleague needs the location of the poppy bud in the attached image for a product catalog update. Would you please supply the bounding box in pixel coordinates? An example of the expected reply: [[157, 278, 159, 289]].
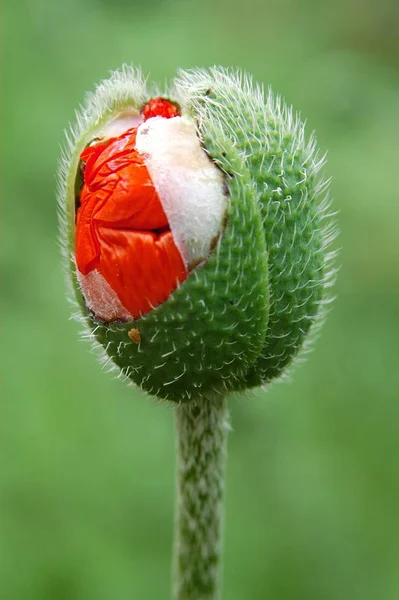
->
[[58, 66, 337, 402]]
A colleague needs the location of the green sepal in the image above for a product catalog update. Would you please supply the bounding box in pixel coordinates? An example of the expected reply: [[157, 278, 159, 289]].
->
[[174, 68, 333, 388]]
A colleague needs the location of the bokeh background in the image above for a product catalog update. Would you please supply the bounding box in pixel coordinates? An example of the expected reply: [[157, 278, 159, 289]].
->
[[3, 0, 399, 598]]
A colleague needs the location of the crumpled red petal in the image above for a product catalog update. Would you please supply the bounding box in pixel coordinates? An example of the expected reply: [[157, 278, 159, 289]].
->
[[142, 97, 179, 121], [75, 99, 187, 320]]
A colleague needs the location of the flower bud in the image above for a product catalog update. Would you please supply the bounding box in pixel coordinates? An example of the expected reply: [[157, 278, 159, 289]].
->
[[58, 66, 337, 402]]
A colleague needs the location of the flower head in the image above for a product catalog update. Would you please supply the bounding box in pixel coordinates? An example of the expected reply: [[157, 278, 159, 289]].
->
[[58, 66, 337, 402]]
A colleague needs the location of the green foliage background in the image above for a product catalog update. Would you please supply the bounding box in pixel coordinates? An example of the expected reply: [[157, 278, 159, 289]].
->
[[3, 0, 399, 598]]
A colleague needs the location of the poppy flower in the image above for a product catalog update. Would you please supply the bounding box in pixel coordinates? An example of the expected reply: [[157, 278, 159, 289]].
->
[[59, 66, 337, 402]]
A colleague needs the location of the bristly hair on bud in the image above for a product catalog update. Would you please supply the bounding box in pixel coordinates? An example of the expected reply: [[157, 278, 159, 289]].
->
[[57, 65, 338, 403], [173, 67, 339, 388]]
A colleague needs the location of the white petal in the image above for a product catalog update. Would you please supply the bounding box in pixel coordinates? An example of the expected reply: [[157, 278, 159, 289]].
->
[[136, 115, 226, 267]]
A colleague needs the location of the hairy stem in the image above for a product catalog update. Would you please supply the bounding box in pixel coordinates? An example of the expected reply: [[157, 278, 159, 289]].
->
[[173, 395, 229, 600]]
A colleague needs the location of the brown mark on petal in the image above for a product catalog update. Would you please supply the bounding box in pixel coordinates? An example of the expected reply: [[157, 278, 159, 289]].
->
[[74, 160, 85, 215], [128, 328, 141, 344], [187, 256, 206, 273], [87, 136, 105, 146]]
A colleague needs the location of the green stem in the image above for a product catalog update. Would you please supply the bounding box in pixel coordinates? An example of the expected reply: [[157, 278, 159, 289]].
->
[[173, 395, 229, 600]]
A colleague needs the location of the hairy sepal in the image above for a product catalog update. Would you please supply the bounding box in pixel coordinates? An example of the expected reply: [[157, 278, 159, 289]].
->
[[174, 67, 337, 387]]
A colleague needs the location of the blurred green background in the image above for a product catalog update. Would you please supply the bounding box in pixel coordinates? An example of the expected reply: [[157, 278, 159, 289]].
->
[[3, 0, 399, 598]]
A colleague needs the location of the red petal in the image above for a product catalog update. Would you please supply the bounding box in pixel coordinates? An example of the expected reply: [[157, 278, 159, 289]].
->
[[75, 114, 187, 321], [93, 159, 168, 230], [142, 97, 179, 121], [96, 226, 186, 317]]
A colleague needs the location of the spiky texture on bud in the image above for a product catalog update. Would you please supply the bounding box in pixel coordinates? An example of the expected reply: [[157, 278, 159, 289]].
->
[[58, 66, 337, 403]]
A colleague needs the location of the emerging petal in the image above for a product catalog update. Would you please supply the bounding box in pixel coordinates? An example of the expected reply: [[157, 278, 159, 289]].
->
[[75, 100, 187, 321], [75, 97, 227, 322]]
